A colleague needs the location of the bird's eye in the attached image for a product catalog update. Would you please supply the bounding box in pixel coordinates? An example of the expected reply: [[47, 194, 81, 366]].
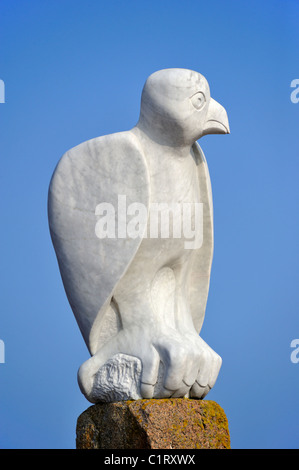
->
[[190, 92, 206, 110]]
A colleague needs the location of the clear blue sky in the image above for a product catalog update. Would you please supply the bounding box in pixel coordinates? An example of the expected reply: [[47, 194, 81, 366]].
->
[[0, 0, 298, 449]]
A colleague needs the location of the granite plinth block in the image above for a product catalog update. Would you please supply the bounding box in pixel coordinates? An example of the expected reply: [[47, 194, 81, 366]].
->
[[76, 398, 230, 449]]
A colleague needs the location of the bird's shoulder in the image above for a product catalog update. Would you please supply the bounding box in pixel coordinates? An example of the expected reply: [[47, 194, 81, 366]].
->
[[60, 129, 144, 166]]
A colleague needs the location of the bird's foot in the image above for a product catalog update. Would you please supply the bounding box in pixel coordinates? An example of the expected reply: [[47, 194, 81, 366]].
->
[[151, 330, 222, 399], [77, 325, 221, 403]]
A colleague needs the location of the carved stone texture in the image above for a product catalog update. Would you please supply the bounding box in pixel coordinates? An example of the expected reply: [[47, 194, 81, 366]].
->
[[90, 354, 142, 403], [76, 399, 230, 449], [90, 353, 185, 402]]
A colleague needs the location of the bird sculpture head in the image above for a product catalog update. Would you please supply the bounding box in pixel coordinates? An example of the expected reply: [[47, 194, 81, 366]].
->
[[137, 68, 230, 147]]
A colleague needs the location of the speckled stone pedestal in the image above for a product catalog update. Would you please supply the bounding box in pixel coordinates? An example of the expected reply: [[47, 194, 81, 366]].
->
[[76, 399, 230, 449]]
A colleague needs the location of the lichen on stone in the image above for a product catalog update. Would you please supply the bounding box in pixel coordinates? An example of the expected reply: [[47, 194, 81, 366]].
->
[[76, 398, 230, 449]]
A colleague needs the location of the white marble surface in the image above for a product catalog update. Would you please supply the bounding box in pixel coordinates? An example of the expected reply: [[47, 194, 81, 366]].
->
[[48, 68, 229, 403]]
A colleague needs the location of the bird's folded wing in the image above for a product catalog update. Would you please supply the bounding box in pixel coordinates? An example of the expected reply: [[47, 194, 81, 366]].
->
[[48, 131, 150, 354], [189, 142, 214, 333]]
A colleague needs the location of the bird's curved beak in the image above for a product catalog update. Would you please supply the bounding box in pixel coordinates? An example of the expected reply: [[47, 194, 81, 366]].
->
[[202, 98, 230, 136]]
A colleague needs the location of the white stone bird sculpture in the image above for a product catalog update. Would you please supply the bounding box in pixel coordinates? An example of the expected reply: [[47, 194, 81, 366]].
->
[[48, 68, 230, 403]]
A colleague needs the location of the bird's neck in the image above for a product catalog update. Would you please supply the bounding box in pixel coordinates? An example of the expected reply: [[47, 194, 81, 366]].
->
[[132, 123, 193, 158]]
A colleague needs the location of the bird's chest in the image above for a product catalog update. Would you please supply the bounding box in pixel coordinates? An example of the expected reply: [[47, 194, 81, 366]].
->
[[149, 151, 200, 204], [141, 150, 201, 258]]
